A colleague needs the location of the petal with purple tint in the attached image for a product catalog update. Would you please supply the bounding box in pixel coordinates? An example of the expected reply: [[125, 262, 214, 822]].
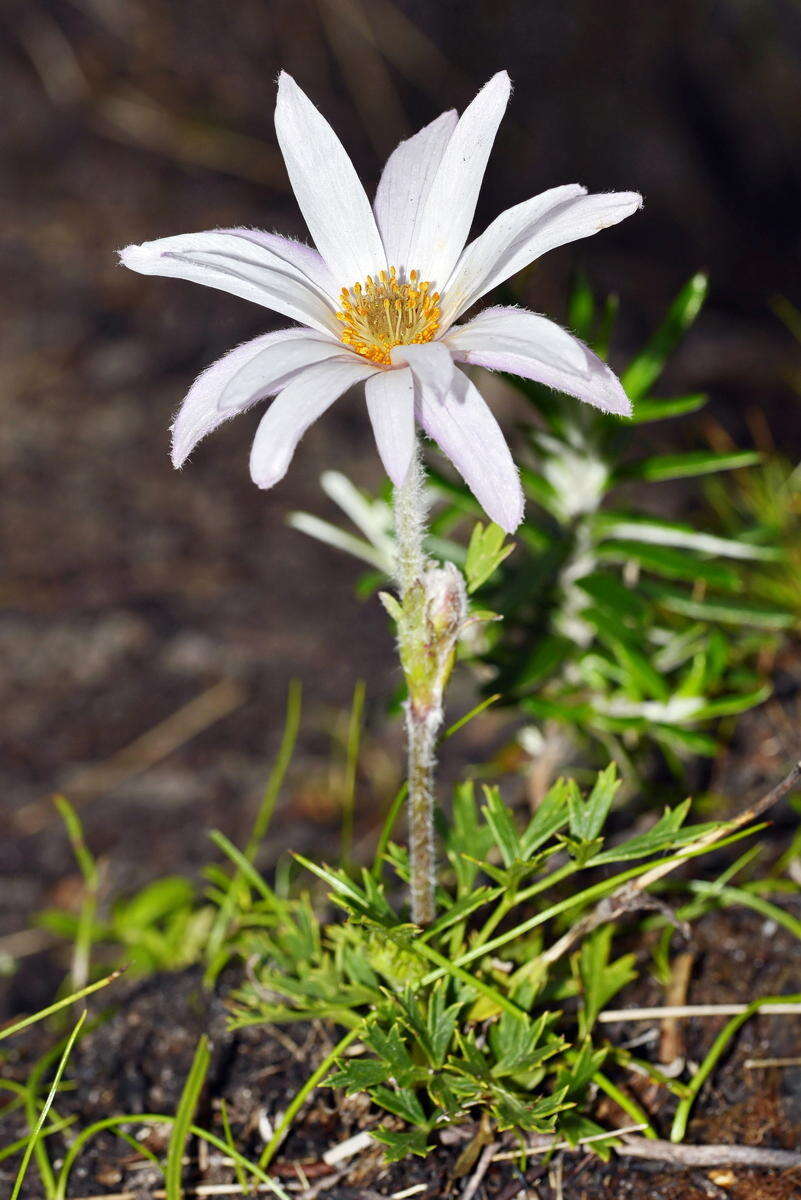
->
[[442, 189, 643, 327], [374, 110, 457, 272], [218, 334, 348, 413], [172, 327, 316, 467], [364, 368, 415, 485], [274, 72, 386, 287], [445, 305, 631, 416], [250, 356, 380, 490], [225, 228, 340, 300], [406, 71, 511, 291], [120, 230, 340, 336], [415, 365, 524, 533]]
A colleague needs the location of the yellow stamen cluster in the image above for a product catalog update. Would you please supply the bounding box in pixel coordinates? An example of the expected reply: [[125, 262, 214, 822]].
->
[[336, 267, 441, 365]]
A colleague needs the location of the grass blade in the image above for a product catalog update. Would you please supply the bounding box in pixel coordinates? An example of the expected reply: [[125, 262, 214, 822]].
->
[[165, 1035, 211, 1200], [55, 1112, 292, 1200], [205, 681, 301, 977], [670, 993, 801, 1141], [341, 679, 366, 866], [11, 1010, 86, 1200], [0, 969, 121, 1043], [372, 782, 408, 878], [258, 1028, 360, 1169]]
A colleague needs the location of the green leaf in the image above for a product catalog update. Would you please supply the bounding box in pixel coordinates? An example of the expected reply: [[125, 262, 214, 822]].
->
[[464, 522, 515, 593], [557, 1113, 620, 1161], [507, 635, 573, 693], [602, 633, 671, 701], [329, 1059, 389, 1091], [593, 513, 780, 561], [687, 685, 770, 721], [575, 927, 637, 1035], [651, 725, 719, 758], [520, 779, 572, 858], [10, 1012, 87, 1200], [642, 581, 793, 629], [618, 449, 760, 484], [52, 796, 98, 888], [371, 1127, 432, 1162], [621, 273, 708, 402], [575, 572, 649, 621], [378, 591, 403, 621], [597, 539, 740, 590], [568, 271, 596, 338], [166, 1036, 211, 1200], [630, 393, 708, 423], [489, 1011, 564, 1078], [481, 786, 522, 868], [572, 764, 620, 842], [372, 1086, 427, 1126]]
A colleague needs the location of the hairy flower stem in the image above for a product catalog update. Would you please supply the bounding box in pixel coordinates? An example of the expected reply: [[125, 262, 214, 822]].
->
[[393, 446, 466, 926]]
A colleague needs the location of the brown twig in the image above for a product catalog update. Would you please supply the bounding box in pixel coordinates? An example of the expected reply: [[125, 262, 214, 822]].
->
[[461, 1140, 500, 1200], [617, 1136, 801, 1168], [490, 1129, 801, 1171], [541, 759, 801, 968], [659, 950, 694, 1064]]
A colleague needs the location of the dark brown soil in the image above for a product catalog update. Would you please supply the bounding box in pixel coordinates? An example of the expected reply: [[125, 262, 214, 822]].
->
[[3, 905, 801, 1199]]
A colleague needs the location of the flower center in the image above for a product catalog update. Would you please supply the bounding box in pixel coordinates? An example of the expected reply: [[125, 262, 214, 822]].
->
[[336, 267, 441, 365]]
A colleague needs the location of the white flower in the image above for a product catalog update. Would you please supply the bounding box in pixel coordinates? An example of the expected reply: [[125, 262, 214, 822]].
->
[[120, 71, 641, 533]]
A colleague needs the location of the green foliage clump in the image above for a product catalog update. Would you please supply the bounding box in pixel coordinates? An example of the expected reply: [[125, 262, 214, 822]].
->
[[225, 764, 739, 1159], [290, 275, 791, 781]]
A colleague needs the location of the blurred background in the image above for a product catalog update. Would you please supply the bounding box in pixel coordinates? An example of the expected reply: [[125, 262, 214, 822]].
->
[[2, 0, 801, 1008]]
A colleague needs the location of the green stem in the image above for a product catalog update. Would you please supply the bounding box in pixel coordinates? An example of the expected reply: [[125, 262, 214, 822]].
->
[[393, 446, 428, 593], [394, 449, 437, 926], [405, 704, 438, 926], [392, 446, 466, 926]]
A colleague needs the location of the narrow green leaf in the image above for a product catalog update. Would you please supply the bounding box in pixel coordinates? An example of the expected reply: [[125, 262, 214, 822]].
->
[[642, 581, 793, 629], [618, 449, 759, 484], [11, 1012, 87, 1200], [0, 970, 121, 1043], [630, 393, 708, 423], [481, 787, 521, 868], [621, 273, 708, 401], [581, 764, 621, 841], [575, 571, 649, 620], [593, 513, 780, 561], [165, 1035, 211, 1200], [371, 1127, 432, 1161]]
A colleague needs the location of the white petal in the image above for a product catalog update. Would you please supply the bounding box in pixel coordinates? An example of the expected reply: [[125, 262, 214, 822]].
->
[[415, 365, 524, 533], [172, 328, 314, 467], [406, 72, 510, 291], [229, 228, 339, 299], [274, 72, 386, 287], [219, 334, 347, 413], [364, 368, 415, 485], [446, 306, 631, 416], [442, 189, 643, 326], [373, 110, 457, 270], [250, 356, 379, 489], [391, 340, 455, 396], [120, 229, 340, 336]]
